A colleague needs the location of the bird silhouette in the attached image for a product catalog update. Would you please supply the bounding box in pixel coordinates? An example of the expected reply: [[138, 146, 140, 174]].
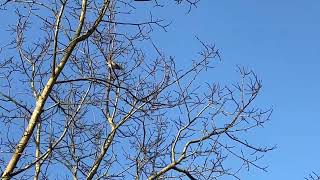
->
[[107, 58, 123, 70]]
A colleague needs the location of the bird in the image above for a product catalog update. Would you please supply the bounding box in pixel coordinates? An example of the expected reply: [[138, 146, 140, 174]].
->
[[107, 58, 123, 70]]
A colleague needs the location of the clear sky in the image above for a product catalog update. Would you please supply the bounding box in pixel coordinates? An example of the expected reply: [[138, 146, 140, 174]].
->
[[146, 0, 320, 179], [1, 0, 320, 179]]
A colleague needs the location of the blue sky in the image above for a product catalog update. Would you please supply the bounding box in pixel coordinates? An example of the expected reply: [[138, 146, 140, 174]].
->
[[1, 0, 320, 179], [146, 0, 320, 179]]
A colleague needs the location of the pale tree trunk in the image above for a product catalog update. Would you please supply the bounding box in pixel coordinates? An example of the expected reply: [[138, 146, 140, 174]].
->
[[34, 122, 41, 180], [1, 0, 110, 178]]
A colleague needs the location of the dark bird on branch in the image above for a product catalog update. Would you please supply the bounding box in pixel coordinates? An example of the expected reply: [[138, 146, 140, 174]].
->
[[107, 59, 123, 70]]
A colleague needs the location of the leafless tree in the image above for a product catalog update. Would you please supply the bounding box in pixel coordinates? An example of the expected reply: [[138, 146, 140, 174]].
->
[[0, 0, 274, 179], [306, 172, 320, 180]]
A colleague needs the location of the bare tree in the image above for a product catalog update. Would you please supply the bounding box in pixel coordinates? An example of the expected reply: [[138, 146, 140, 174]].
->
[[0, 0, 274, 179], [306, 172, 320, 180]]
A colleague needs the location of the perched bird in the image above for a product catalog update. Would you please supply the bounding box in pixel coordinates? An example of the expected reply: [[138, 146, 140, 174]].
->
[[107, 58, 123, 70]]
